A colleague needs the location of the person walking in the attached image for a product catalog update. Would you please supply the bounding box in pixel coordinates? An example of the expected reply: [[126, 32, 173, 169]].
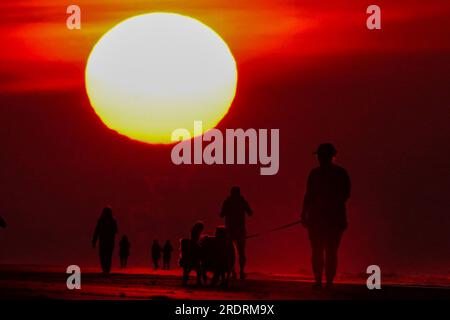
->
[[220, 186, 253, 279], [92, 207, 118, 274], [301, 143, 351, 288]]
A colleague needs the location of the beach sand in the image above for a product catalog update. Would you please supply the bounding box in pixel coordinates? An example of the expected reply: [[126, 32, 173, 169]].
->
[[0, 265, 448, 300]]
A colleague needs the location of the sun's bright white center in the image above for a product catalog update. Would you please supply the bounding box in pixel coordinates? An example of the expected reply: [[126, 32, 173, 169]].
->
[[85, 13, 237, 144]]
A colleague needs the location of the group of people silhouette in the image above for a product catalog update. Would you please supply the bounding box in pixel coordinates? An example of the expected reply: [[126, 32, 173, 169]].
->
[[91, 143, 351, 289], [92, 211, 174, 272]]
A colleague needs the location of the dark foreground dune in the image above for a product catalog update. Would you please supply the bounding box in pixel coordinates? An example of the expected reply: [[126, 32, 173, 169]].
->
[[0, 265, 448, 300]]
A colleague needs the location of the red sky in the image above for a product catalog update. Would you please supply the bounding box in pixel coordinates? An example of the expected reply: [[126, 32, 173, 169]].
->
[[0, 1, 449, 276]]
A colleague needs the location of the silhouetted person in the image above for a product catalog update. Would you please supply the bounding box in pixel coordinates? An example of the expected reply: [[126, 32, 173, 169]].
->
[[162, 240, 173, 270], [0, 216, 6, 228], [92, 207, 118, 274], [152, 240, 161, 269], [220, 186, 253, 279], [119, 235, 131, 268], [180, 221, 204, 285], [301, 143, 351, 288]]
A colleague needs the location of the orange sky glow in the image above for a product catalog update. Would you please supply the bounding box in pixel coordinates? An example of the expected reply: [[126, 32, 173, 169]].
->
[[1, 0, 449, 92]]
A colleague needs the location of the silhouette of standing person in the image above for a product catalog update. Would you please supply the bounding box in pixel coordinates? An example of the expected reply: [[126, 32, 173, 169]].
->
[[220, 186, 253, 279], [301, 143, 351, 288], [151, 240, 161, 270], [0, 216, 6, 228], [119, 235, 131, 268], [162, 240, 173, 270], [92, 207, 118, 274]]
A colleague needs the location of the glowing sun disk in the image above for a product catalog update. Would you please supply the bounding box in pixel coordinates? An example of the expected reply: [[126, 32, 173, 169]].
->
[[85, 13, 237, 144]]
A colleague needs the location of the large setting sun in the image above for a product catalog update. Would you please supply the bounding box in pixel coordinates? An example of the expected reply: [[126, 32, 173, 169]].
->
[[85, 13, 237, 144]]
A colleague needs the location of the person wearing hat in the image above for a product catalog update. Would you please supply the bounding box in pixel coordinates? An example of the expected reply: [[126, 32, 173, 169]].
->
[[301, 143, 351, 288]]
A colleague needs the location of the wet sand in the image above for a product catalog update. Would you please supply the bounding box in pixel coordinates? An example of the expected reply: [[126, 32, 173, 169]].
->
[[0, 265, 448, 300]]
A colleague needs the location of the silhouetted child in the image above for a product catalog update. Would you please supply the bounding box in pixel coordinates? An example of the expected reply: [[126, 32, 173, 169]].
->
[[163, 240, 173, 270], [180, 221, 204, 286], [151, 240, 161, 269], [119, 235, 131, 268]]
